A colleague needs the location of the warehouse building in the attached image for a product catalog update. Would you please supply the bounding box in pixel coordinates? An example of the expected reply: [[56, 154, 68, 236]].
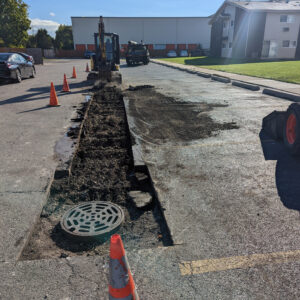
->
[[71, 17, 211, 56]]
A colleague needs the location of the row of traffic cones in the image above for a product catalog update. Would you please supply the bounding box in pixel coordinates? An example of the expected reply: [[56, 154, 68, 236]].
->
[[49, 64, 89, 106]]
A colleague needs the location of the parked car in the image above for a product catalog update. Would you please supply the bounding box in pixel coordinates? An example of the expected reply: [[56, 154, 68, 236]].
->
[[167, 50, 177, 58], [84, 50, 95, 59], [17, 52, 35, 64], [0, 53, 35, 83], [179, 50, 189, 57]]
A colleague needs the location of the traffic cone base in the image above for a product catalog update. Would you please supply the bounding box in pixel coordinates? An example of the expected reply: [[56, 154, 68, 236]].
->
[[61, 74, 71, 92], [72, 66, 77, 78], [49, 82, 60, 107], [109, 234, 139, 300]]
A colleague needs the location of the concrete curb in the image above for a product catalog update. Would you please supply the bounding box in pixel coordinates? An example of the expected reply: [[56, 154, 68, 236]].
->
[[197, 72, 211, 78], [263, 88, 300, 102], [54, 95, 94, 179], [152, 60, 212, 78], [123, 97, 145, 168], [232, 81, 260, 91], [152, 60, 300, 101], [211, 74, 231, 84]]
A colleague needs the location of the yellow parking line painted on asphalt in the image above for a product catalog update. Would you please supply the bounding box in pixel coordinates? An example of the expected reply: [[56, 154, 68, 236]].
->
[[179, 250, 300, 276]]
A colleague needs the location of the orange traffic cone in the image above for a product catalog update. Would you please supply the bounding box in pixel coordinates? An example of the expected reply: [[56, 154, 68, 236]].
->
[[109, 234, 139, 300], [49, 82, 60, 106], [72, 66, 77, 78], [61, 74, 70, 92], [85, 63, 90, 72]]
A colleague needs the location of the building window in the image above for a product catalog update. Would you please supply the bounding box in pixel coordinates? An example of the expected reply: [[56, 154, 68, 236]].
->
[[280, 15, 288, 22], [282, 40, 290, 47], [231, 20, 234, 27], [291, 41, 297, 48], [283, 27, 290, 32], [229, 42, 232, 48], [287, 15, 295, 23], [280, 15, 295, 23], [223, 22, 227, 29], [222, 43, 227, 49], [153, 44, 166, 50]]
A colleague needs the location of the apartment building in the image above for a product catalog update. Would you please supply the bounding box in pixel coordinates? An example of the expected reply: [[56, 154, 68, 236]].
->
[[210, 1, 300, 59]]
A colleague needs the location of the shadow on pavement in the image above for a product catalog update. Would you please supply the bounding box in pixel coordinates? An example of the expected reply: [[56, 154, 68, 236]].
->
[[0, 80, 92, 107], [260, 130, 300, 211]]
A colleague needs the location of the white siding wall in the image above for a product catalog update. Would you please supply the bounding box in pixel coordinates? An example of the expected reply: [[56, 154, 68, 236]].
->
[[221, 5, 236, 58], [263, 12, 300, 58], [71, 17, 211, 49]]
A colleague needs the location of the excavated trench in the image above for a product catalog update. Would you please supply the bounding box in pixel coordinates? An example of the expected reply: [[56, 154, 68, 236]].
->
[[21, 84, 172, 261], [21, 81, 239, 261]]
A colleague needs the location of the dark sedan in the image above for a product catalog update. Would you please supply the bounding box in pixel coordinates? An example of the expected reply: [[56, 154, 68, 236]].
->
[[0, 53, 35, 83]]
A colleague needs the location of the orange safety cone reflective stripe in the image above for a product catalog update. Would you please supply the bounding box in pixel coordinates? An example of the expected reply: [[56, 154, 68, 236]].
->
[[109, 234, 139, 300]]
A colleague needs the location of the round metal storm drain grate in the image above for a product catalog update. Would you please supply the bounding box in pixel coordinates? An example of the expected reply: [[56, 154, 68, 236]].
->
[[60, 201, 124, 242]]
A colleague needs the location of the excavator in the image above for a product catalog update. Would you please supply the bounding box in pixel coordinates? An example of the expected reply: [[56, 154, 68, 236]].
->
[[90, 16, 120, 81]]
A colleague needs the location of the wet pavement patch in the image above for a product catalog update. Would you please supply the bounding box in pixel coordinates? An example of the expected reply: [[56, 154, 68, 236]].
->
[[124, 86, 239, 145], [21, 85, 171, 261]]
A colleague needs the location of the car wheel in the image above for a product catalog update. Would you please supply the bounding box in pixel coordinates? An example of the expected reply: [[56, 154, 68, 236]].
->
[[30, 67, 36, 78], [15, 69, 22, 83]]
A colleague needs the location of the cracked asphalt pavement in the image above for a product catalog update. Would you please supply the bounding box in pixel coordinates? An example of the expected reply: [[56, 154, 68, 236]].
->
[[1, 60, 300, 299]]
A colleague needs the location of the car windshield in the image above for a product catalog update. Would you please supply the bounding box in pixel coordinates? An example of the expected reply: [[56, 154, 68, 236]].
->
[[0, 54, 10, 61]]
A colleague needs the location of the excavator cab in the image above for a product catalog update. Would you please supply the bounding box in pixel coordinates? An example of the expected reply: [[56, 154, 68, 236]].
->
[[92, 32, 120, 72]]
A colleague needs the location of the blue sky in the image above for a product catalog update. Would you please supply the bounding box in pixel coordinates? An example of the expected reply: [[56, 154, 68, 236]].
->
[[25, 0, 224, 36]]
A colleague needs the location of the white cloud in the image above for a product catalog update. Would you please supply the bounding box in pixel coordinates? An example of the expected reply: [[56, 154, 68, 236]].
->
[[49, 12, 55, 17], [30, 18, 60, 37]]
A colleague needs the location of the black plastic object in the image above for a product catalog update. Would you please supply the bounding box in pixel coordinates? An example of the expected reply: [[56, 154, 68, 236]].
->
[[262, 111, 286, 140]]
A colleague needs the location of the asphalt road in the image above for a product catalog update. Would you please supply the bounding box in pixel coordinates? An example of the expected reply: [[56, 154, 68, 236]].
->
[[121, 62, 300, 299], [0, 59, 94, 286], [2, 60, 300, 299]]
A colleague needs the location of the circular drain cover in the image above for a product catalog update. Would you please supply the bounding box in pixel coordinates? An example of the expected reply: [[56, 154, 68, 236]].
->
[[60, 201, 124, 242]]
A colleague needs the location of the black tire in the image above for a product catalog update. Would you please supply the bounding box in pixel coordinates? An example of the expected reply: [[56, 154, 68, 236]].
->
[[30, 67, 36, 78], [15, 69, 22, 83], [283, 103, 300, 155]]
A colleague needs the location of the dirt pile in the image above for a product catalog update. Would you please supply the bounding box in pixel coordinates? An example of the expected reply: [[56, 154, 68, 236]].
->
[[125, 86, 239, 144]]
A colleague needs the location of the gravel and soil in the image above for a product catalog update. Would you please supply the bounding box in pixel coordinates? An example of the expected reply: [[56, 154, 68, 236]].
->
[[124, 86, 239, 145]]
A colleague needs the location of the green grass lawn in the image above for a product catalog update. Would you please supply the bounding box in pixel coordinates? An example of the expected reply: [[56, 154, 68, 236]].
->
[[159, 56, 300, 84]]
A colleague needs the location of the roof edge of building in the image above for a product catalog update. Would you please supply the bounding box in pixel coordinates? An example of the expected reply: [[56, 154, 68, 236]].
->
[[71, 16, 212, 19]]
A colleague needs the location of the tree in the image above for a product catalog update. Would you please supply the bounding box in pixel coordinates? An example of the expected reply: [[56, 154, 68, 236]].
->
[[0, 0, 31, 47], [35, 29, 53, 49], [55, 25, 74, 50], [26, 35, 37, 48]]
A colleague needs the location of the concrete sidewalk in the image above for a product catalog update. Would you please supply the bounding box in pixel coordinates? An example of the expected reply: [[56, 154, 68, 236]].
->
[[152, 59, 300, 95]]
